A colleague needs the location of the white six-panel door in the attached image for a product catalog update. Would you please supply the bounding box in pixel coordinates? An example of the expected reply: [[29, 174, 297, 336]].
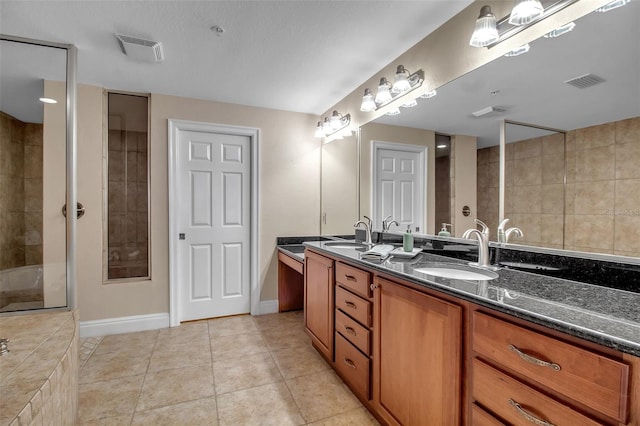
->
[[372, 142, 426, 233], [176, 129, 251, 322]]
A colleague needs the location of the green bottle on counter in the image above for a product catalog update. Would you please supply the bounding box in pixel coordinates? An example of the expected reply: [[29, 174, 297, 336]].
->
[[403, 225, 414, 252]]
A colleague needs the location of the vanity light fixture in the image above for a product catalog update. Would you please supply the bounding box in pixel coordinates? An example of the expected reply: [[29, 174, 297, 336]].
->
[[504, 43, 530, 57], [544, 21, 575, 38], [39, 97, 58, 104], [314, 111, 351, 138], [596, 0, 630, 12], [469, 5, 499, 47], [359, 66, 425, 114], [508, 0, 544, 26]]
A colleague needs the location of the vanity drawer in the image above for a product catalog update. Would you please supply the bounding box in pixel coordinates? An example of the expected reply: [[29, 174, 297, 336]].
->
[[473, 359, 603, 426], [473, 312, 629, 422], [335, 332, 370, 400], [335, 309, 370, 355], [335, 262, 371, 299], [335, 286, 372, 327], [471, 403, 505, 426]]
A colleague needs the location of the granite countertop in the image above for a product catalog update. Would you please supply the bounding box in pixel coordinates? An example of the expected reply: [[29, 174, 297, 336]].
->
[[278, 244, 305, 261], [304, 241, 640, 357]]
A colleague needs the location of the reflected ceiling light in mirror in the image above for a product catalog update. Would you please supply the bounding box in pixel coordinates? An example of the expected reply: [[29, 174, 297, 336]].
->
[[38, 97, 58, 104], [391, 65, 411, 94], [437, 143, 448, 149], [544, 21, 575, 38], [360, 88, 376, 112], [420, 89, 437, 99], [596, 0, 630, 12], [469, 5, 499, 47], [401, 99, 418, 108], [509, 0, 544, 26], [386, 107, 401, 116], [315, 111, 351, 138], [504, 43, 530, 57]]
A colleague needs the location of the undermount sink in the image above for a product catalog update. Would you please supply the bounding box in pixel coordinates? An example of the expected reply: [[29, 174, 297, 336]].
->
[[414, 265, 499, 281], [324, 241, 369, 250]]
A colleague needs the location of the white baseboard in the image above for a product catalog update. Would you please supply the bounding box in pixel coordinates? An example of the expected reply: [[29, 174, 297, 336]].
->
[[258, 299, 279, 315], [80, 313, 170, 338]]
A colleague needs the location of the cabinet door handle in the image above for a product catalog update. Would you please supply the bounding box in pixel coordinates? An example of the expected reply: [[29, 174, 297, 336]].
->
[[370, 283, 378, 291], [508, 399, 555, 426], [345, 326, 356, 336], [345, 275, 357, 282], [508, 345, 561, 371], [343, 357, 356, 369], [344, 301, 357, 309]]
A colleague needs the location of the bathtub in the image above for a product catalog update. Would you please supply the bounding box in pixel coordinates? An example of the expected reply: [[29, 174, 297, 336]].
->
[[0, 264, 44, 311]]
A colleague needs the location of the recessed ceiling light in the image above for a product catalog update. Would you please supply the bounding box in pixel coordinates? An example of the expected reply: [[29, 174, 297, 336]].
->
[[39, 97, 57, 104], [437, 144, 448, 149]]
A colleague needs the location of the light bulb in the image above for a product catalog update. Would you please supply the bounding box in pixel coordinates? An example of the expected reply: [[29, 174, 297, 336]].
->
[[375, 78, 392, 105], [330, 111, 342, 131], [360, 88, 376, 112], [509, 0, 544, 26], [322, 117, 332, 135], [391, 65, 411, 94], [314, 121, 324, 138], [469, 5, 499, 47]]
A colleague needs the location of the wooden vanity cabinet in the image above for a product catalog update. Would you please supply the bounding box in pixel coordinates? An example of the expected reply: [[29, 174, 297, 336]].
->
[[372, 276, 462, 425], [304, 250, 335, 361], [277, 251, 304, 312]]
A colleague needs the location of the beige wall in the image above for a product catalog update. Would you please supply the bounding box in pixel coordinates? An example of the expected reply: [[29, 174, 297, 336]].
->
[[360, 122, 435, 234], [477, 117, 640, 258], [72, 84, 320, 322]]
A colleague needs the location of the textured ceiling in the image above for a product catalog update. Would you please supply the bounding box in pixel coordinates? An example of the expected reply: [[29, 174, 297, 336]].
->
[[0, 0, 473, 123]]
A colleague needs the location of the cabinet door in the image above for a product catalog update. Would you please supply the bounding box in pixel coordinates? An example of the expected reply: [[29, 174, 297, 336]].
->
[[304, 250, 334, 361], [373, 277, 462, 425]]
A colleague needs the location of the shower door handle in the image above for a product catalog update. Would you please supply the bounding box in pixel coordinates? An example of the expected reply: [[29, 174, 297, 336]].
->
[[62, 202, 85, 219]]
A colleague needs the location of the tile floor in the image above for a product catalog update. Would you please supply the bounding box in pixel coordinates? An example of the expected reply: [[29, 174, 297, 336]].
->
[[77, 311, 379, 425]]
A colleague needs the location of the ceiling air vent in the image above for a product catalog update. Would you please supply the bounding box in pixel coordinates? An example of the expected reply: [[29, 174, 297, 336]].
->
[[564, 73, 605, 89], [115, 34, 164, 63], [472, 106, 507, 117]]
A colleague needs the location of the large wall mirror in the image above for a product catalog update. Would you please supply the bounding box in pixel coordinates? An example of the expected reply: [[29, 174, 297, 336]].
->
[[1, 36, 76, 313], [321, 1, 639, 258]]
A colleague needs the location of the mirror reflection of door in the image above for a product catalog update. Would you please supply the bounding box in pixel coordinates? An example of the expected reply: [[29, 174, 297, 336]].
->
[[372, 141, 426, 233], [0, 38, 68, 312], [434, 134, 452, 232]]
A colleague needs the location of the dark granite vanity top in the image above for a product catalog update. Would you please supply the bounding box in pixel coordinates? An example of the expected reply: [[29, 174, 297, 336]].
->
[[304, 240, 640, 357]]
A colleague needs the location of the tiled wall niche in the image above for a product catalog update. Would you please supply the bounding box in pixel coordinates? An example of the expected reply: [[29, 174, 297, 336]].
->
[[477, 116, 640, 258], [0, 111, 44, 270]]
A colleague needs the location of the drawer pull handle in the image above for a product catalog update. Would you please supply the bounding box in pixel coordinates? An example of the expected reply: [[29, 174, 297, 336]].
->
[[344, 357, 356, 369], [345, 326, 357, 336], [509, 345, 561, 371], [508, 399, 555, 426], [345, 275, 357, 281], [345, 301, 357, 309]]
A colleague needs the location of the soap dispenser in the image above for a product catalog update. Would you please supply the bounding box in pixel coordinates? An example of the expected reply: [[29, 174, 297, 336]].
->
[[438, 223, 452, 237], [403, 225, 414, 252]]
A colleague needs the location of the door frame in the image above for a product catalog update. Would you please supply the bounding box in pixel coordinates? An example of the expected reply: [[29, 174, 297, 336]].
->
[[168, 119, 259, 327], [371, 140, 427, 232]]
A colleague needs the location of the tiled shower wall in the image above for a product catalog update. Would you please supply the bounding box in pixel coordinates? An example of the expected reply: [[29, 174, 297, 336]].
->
[[107, 129, 149, 279], [435, 156, 451, 232], [477, 116, 640, 258], [0, 111, 43, 269]]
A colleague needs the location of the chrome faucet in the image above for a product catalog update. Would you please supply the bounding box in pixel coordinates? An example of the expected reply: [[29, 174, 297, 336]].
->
[[354, 216, 373, 245], [462, 219, 492, 268], [497, 219, 524, 243], [382, 215, 399, 232]]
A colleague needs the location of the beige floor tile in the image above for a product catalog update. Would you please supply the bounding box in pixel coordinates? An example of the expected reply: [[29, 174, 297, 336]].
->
[[286, 370, 361, 423], [148, 338, 212, 372], [94, 329, 158, 356], [78, 375, 144, 423], [261, 327, 310, 352], [157, 320, 209, 345], [80, 350, 151, 384], [210, 332, 268, 360], [308, 407, 379, 425], [253, 311, 304, 331], [216, 381, 304, 426], [77, 414, 133, 425], [271, 345, 330, 380], [213, 352, 282, 395], [131, 396, 218, 426], [136, 365, 214, 411], [208, 314, 259, 337]]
